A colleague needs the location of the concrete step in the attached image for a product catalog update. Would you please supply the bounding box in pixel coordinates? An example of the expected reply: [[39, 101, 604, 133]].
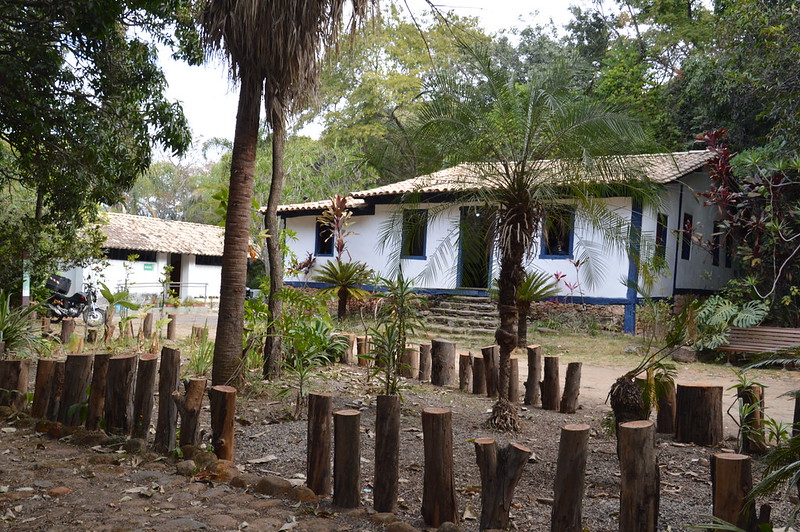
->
[[425, 314, 499, 329]]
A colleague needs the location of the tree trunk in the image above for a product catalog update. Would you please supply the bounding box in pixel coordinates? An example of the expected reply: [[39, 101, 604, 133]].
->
[[418, 343, 432, 381], [215, 73, 261, 387], [59, 353, 94, 426], [174, 377, 207, 447], [307, 392, 333, 496], [209, 385, 237, 460], [459, 353, 473, 392], [336, 288, 347, 321], [712, 453, 755, 531], [167, 313, 177, 341], [472, 354, 486, 395], [421, 407, 458, 527], [524, 344, 542, 406], [431, 338, 456, 386], [675, 384, 723, 446], [131, 353, 158, 440], [374, 395, 400, 513], [619, 420, 659, 532], [105, 354, 138, 435], [482, 345, 499, 398], [263, 99, 287, 380], [86, 353, 110, 430], [551, 424, 590, 532], [559, 362, 582, 414], [333, 409, 361, 508], [541, 356, 560, 411], [154, 347, 181, 452], [0, 358, 31, 411], [508, 358, 519, 403], [494, 243, 524, 407], [474, 438, 532, 531], [517, 307, 529, 349]]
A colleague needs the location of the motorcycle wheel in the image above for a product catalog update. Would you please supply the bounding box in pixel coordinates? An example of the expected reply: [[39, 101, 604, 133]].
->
[[84, 308, 106, 328]]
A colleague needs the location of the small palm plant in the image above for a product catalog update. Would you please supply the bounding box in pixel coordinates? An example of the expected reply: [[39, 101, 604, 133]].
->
[[0, 290, 45, 358], [512, 270, 561, 348], [314, 260, 371, 321]]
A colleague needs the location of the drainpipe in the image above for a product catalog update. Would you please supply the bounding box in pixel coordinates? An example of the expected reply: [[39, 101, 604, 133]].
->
[[623, 199, 643, 334], [672, 182, 684, 297]]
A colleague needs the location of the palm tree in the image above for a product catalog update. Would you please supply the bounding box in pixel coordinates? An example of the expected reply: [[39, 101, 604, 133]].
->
[[314, 260, 371, 320], [514, 270, 561, 348], [202, 0, 371, 385], [417, 44, 659, 430]]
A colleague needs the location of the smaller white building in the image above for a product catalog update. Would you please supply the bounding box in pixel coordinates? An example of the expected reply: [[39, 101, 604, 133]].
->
[[65, 213, 224, 303]]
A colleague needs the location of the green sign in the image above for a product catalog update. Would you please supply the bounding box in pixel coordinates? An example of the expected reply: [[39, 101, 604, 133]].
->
[[143, 263, 155, 271]]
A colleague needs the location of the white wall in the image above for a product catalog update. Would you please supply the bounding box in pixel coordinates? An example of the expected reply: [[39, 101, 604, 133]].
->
[[186, 257, 222, 299]]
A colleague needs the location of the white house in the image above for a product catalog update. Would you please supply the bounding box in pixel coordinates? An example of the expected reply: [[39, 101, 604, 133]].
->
[[277, 151, 734, 333], [64, 213, 225, 303]]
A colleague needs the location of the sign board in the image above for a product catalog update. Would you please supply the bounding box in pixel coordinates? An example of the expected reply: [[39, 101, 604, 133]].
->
[[143, 263, 155, 271]]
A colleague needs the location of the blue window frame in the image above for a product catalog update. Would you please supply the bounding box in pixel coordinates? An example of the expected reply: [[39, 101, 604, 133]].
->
[[315, 221, 333, 257], [540, 208, 575, 259], [401, 209, 427, 259]]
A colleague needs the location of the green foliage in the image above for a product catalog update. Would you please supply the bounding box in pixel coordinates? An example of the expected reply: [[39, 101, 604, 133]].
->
[[692, 295, 768, 350], [0, 290, 45, 358], [314, 261, 372, 320], [185, 334, 214, 378]]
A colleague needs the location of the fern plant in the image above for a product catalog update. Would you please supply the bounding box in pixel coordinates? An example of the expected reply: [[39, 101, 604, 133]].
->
[[693, 295, 769, 350]]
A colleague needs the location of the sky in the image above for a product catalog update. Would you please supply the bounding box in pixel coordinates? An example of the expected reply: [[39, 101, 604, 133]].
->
[[159, 1, 595, 158]]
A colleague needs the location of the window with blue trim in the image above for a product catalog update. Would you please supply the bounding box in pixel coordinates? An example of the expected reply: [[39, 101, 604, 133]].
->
[[401, 209, 427, 259], [540, 208, 575, 259], [655, 213, 668, 261], [315, 221, 333, 257]]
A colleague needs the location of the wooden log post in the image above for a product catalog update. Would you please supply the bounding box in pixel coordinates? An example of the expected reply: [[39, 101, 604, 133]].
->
[[0, 358, 31, 411], [333, 409, 361, 508], [482, 345, 499, 398], [154, 347, 181, 452], [738, 384, 768, 454], [559, 362, 582, 414], [166, 313, 177, 341], [209, 385, 236, 461], [32, 359, 59, 418], [431, 339, 456, 386], [400, 345, 420, 379], [86, 329, 98, 344], [418, 343, 432, 381], [173, 377, 207, 447], [190, 325, 205, 342], [59, 318, 75, 345], [619, 420, 659, 532], [508, 358, 520, 403], [307, 392, 333, 497], [58, 353, 94, 425], [421, 407, 458, 527], [104, 354, 138, 435], [472, 354, 487, 395], [374, 394, 400, 513], [142, 312, 154, 339], [524, 344, 543, 406], [675, 384, 723, 446], [712, 453, 755, 530], [45, 360, 66, 422], [86, 353, 110, 430], [459, 353, 473, 392], [356, 335, 372, 367], [131, 353, 158, 440], [338, 333, 357, 365], [474, 438, 532, 531], [551, 424, 590, 532], [541, 356, 561, 411], [656, 377, 676, 434]]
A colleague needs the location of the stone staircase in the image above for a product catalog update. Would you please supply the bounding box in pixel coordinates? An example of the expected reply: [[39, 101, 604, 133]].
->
[[422, 294, 498, 337]]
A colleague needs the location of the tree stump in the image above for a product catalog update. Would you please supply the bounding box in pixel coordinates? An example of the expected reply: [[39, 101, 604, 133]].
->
[[559, 362, 582, 414], [508, 358, 519, 403], [86, 353, 110, 430], [459, 353, 473, 392], [481, 345, 499, 398], [356, 335, 372, 366], [619, 420, 659, 532], [374, 394, 400, 512], [474, 438, 532, 531], [472, 354, 487, 395], [167, 313, 177, 341], [32, 359, 59, 418], [656, 377, 676, 434], [104, 354, 137, 435], [551, 424, 590, 532], [86, 329, 98, 344], [307, 392, 333, 496], [190, 325, 206, 342], [401, 345, 420, 379], [431, 339, 456, 386], [421, 407, 458, 527], [59, 353, 94, 425], [524, 345, 542, 406], [541, 356, 560, 411], [418, 343, 432, 381], [712, 453, 755, 530], [154, 347, 181, 452], [675, 384, 723, 446], [0, 358, 31, 411], [46, 360, 66, 421], [333, 409, 361, 508], [131, 353, 158, 440], [338, 333, 357, 365], [142, 312, 154, 339], [738, 384, 768, 454], [209, 385, 236, 460], [59, 318, 75, 344], [173, 377, 207, 447]]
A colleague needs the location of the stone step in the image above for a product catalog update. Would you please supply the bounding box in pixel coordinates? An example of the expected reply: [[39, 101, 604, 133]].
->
[[421, 323, 496, 338], [425, 314, 499, 329], [425, 307, 496, 319], [433, 301, 496, 312]]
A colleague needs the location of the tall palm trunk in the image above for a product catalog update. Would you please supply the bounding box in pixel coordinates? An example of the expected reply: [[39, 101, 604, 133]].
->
[[517, 302, 531, 348], [212, 74, 261, 387], [495, 240, 525, 400], [263, 99, 286, 379]]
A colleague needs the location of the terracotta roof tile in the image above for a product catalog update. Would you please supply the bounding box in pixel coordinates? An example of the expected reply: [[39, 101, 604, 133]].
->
[[276, 197, 366, 214], [100, 213, 225, 256]]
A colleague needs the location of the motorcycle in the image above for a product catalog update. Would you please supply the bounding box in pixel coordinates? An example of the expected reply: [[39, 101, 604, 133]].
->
[[44, 274, 106, 327]]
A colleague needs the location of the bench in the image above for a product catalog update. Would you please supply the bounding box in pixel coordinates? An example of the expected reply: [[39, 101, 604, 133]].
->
[[717, 326, 800, 355]]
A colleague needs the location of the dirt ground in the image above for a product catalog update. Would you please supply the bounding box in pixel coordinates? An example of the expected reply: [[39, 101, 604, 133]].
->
[[2, 313, 800, 531]]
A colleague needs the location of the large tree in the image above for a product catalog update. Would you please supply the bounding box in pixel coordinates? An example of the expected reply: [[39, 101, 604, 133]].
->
[[417, 45, 658, 430], [202, 0, 372, 386]]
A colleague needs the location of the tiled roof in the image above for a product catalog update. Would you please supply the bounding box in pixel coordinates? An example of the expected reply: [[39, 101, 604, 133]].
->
[[100, 213, 225, 256], [350, 151, 713, 198], [276, 197, 366, 214]]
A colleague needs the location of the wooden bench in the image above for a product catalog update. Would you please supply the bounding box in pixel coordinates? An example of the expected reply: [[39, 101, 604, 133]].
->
[[717, 326, 800, 355]]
